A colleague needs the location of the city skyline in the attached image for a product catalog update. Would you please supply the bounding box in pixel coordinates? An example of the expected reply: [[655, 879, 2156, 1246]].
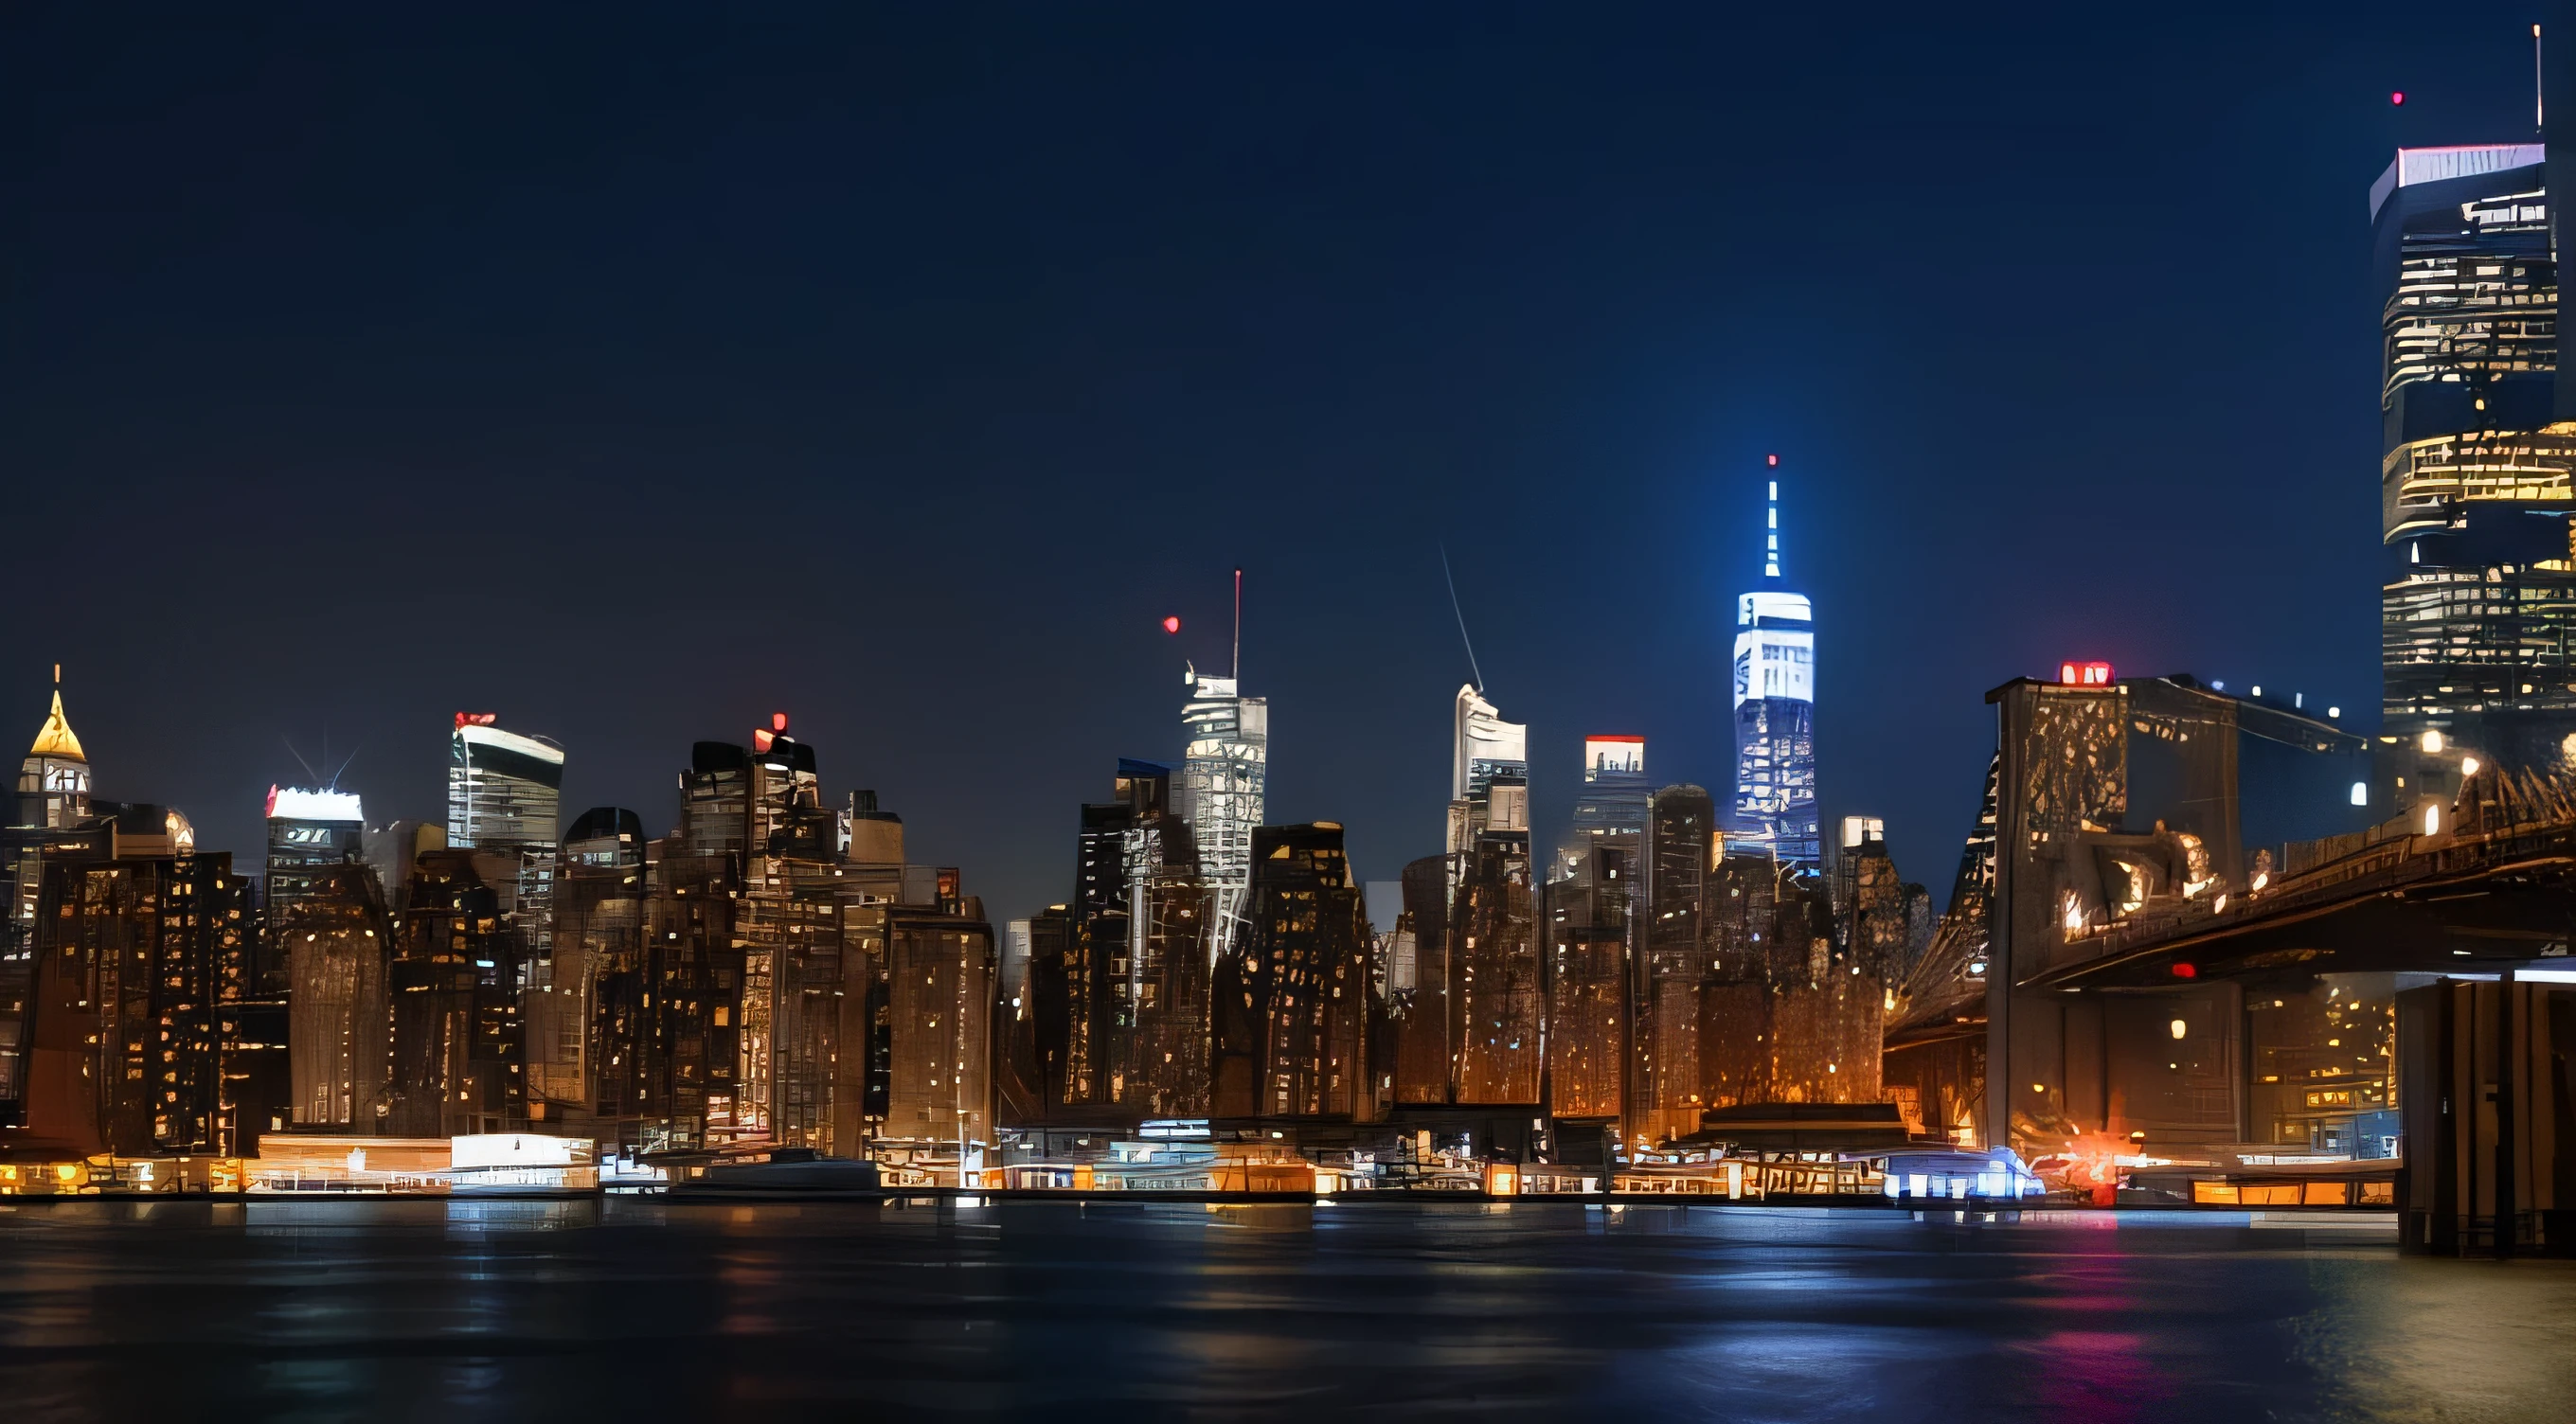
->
[[16, 7, 2525, 930]]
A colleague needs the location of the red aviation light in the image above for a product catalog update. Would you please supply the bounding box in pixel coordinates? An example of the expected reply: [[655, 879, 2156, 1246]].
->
[[1162, 615, 1182, 634], [2390, 91, 2406, 105], [753, 730, 774, 752], [2058, 660, 2114, 686], [2171, 962, 2198, 979], [454, 711, 497, 728], [1765, 454, 1780, 467], [772, 712, 789, 732]]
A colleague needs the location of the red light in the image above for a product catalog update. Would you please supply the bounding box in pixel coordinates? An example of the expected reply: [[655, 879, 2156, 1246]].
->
[[772, 712, 789, 732], [453, 711, 496, 729], [2058, 660, 2114, 686], [1765, 454, 1780, 467], [2390, 90, 2406, 105], [1162, 615, 1182, 634], [2171, 962, 2198, 979], [752, 729, 774, 752]]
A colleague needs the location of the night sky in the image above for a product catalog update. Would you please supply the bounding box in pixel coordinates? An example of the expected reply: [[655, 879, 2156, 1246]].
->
[[6, 5, 2555, 925]]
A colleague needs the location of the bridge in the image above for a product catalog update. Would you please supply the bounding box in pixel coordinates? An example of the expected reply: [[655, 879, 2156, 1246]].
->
[[1882, 675, 2575, 1258]]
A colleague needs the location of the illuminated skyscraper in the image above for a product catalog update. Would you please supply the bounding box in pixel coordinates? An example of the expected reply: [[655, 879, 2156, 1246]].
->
[[447, 713, 564, 952], [1732, 465, 1820, 871], [2371, 143, 2576, 768], [9, 671, 90, 928], [1446, 685, 1527, 857], [263, 786, 364, 938], [1177, 668, 1265, 956]]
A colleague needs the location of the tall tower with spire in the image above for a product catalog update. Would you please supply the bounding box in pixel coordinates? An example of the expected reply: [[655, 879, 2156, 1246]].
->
[[1731, 458, 1820, 871], [12, 666, 91, 924]]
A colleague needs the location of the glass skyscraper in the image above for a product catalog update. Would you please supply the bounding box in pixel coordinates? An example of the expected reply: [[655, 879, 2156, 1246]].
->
[[1177, 668, 1265, 958], [1732, 469, 1820, 871], [2372, 142, 2576, 770], [446, 714, 565, 952]]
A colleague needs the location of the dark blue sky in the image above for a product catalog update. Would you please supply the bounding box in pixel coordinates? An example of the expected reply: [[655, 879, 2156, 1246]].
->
[[3, 5, 2553, 922]]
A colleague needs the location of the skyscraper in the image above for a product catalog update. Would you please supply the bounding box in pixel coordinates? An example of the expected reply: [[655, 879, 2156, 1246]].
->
[[448, 713, 564, 954], [1566, 734, 1648, 868], [1446, 685, 1528, 857], [1732, 464, 1820, 871], [2371, 142, 2576, 768], [1177, 668, 1265, 957], [263, 786, 364, 937], [9, 672, 90, 929]]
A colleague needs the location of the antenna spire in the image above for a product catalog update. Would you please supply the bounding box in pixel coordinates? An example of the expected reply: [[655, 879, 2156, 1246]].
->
[[2538, 24, 2547, 134], [1439, 543, 1487, 692], [1763, 454, 1783, 579], [1232, 568, 1242, 682]]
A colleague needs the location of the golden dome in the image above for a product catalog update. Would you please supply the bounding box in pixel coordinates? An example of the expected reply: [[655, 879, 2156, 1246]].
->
[[29, 688, 83, 762]]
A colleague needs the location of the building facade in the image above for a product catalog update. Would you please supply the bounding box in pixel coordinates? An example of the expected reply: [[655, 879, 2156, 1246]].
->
[[1177, 669, 1266, 957], [1732, 469, 1820, 870]]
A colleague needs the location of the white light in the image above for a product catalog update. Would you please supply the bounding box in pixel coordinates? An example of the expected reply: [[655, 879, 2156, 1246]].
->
[[269, 787, 363, 822], [2211, 681, 2225, 691], [2350, 781, 2368, 806], [2251, 685, 2263, 698], [2328, 706, 2341, 719], [2422, 730, 2444, 754], [2169, 1018, 2187, 1040], [1768, 481, 1778, 499], [2424, 804, 2442, 835], [2461, 756, 2481, 775]]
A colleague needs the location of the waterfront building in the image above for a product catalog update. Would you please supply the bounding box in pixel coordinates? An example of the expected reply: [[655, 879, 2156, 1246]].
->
[[0, 676, 92, 1120], [1635, 784, 1721, 1141], [529, 808, 646, 1120], [282, 862, 392, 1133], [1176, 668, 1266, 957], [1449, 832, 1541, 1105], [1732, 467, 1820, 871], [1212, 823, 1375, 1121], [858, 899, 998, 1156], [386, 849, 527, 1137], [22, 833, 247, 1156], [1388, 853, 1456, 1105], [1542, 837, 1635, 1124], [2371, 143, 2576, 768]]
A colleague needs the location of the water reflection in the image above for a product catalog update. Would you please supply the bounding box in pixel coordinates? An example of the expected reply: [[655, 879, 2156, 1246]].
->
[[0, 1202, 2562, 1420]]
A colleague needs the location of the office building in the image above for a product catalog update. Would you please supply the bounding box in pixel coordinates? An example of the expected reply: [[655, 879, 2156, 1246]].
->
[[9, 673, 90, 931], [22, 834, 247, 1156], [1732, 468, 1821, 870], [386, 849, 528, 1137], [1211, 823, 1374, 1121], [1565, 735, 1649, 873], [282, 862, 393, 1133], [446, 714, 564, 953], [1447, 685, 1529, 857], [530, 808, 646, 1119], [1176, 668, 1266, 957], [2372, 143, 2576, 768], [263, 785, 364, 945]]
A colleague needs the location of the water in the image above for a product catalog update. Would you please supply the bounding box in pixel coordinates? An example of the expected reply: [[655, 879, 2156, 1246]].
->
[[0, 1200, 2567, 1422]]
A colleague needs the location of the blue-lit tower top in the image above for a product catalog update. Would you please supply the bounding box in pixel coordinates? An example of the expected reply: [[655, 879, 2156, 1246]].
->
[[1731, 454, 1820, 871]]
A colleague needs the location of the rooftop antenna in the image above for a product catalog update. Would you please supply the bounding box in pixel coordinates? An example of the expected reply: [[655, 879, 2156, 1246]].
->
[[1763, 454, 1783, 579], [2537, 24, 2547, 134], [1438, 543, 1487, 692], [1232, 568, 1242, 682]]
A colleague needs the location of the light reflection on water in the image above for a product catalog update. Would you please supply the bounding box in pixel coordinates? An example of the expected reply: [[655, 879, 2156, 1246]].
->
[[0, 1201, 2564, 1420]]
